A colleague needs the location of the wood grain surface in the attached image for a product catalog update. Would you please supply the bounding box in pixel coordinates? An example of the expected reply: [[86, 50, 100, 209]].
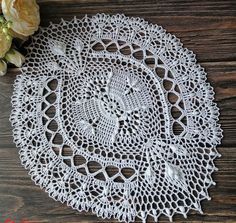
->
[[0, 0, 236, 222]]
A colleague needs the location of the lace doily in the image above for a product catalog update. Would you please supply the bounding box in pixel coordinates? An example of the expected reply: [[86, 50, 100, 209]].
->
[[10, 14, 223, 223]]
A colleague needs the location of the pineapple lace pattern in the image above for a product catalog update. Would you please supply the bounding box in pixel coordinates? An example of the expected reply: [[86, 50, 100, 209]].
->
[[10, 14, 223, 223]]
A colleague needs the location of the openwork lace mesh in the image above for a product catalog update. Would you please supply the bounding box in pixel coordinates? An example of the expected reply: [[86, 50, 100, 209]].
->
[[10, 14, 223, 223]]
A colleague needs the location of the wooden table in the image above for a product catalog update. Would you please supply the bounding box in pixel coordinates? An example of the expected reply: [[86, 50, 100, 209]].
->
[[0, 0, 235, 222]]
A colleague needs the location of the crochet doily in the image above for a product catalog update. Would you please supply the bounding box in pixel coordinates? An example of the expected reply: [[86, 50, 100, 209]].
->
[[10, 14, 223, 222]]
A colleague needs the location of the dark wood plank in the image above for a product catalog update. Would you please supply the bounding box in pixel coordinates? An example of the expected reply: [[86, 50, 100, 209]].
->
[[0, 0, 235, 222], [39, 10, 236, 63], [38, 0, 236, 17]]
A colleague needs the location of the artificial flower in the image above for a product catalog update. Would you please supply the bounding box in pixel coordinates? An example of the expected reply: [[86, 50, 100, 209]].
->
[[0, 17, 12, 58], [0, 59, 7, 76], [2, 0, 40, 37], [5, 48, 25, 67]]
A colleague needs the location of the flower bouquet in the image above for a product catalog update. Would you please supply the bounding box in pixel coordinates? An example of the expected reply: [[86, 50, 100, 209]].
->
[[0, 0, 40, 76]]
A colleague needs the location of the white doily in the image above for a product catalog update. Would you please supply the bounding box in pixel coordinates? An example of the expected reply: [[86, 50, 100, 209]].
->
[[10, 14, 223, 223]]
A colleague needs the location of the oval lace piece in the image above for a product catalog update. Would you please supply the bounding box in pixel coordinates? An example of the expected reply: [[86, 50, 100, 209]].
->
[[10, 14, 223, 223]]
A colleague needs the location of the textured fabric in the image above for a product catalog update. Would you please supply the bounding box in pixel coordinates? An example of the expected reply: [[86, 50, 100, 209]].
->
[[10, 14, 223, 223]]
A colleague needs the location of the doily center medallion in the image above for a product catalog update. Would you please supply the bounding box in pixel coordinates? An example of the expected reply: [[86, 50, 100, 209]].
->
[[10, 14, 222, 223]]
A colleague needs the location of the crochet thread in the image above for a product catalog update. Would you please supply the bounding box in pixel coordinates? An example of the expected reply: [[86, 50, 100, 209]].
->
[[10, 14, 222, 222]]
